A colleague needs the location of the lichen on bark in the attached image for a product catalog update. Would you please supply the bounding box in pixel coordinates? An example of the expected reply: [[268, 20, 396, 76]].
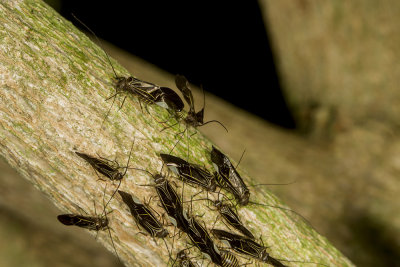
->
[[0, 0, 354, 266]]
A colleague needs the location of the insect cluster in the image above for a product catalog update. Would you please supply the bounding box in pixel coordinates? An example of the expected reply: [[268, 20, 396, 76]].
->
[[57, 18, 328, 267]]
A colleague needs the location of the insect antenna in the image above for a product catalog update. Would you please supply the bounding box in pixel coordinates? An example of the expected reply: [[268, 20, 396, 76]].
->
[[71, 14, 131, 126], [247, 181, 297, 187], [247, 200, 315, 228], [231, 148, 297, 188], [200, 119, 228, 132], [71, 14, 118, 78], [162, 237, 173, 266], [100, 93, 118, 127], [270, 257, 329, 267], [129, 156, 165, 182], [97, 189, 122, 265], [103, 138, 136, 212], [199, 85, 228, 132], [168, 129, 186, 155], [160, 120, 181, 133], [106, 225, 122, 265], [235, 148, 246, 169], [100, 193, 122, 265]]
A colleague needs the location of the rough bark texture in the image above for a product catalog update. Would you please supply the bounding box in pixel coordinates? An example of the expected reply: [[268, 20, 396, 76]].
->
[[258, 1, 400, 266], [0, 0, 353, 266]]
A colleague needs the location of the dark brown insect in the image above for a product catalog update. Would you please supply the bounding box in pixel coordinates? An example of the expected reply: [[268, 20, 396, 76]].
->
[[57, 214, 108, 231], [133, 167, 188, 232], [57, 203, 121, 264], [75, 140, 135, 209], [70, 14, 184, 124], [75, 139, 135, 181], [210, 147, 313, 229], [174, 249, 197, 267], [211, 146, 250, 205], [75, 151, 127, 181], [174, 75, 227, 131], [162, 75, 228, 156], [160, 153, 217, 192], [118, 190, 169, 238], [221, 250, 240, 267], [212, 229, 328, 267], [209, 198, 255, 240], [183, 214, 223, 266], [111, 76, 184, 113], [211, 229, 287, 267]]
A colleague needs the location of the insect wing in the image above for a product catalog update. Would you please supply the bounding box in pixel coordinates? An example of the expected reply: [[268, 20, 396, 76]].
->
[[157, 180, 182, 211], [212, 229, 265, 259], [178, 164, 215, 190], [160, 153, 188, 166], [157, 87, 185, 112], [220, 205, 255, 239], [232, 236, 265, 259], [155, 180, 186, 230], [211, 146, 249, 204], [118, 190, 167, 238], [227, 162, 249, 203], [215, 169, 242, 200], [175, 75, 195, 112], [125, 77, 160, 103], [130, 77, 158, 91], [186, 218, 222, 265], [161, 154, 215, 190], [139, 209, 167, 237], [75, 152, 120, 180]]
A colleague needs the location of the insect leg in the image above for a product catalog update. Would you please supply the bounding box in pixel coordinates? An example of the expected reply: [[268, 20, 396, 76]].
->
[[162, 238, 172, 266], [93, 200, 98, 217], [101, 93, 118, 127], [144, 196, 162, 219], [169, 128, 186, 155], [107, 225, 122, 265], [103, 180, 122, 215], [186, 126, 190, 161], [191, 188, 204, 199], [160, 120, 180, 132], [137, 98, 145, 113], [76, 205, 89, 215], [119, 95, 127, 110], [211, 213, 221, 231]]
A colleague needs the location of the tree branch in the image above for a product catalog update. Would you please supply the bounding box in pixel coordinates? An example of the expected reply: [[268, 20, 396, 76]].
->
[[0, 0, 353, 266]]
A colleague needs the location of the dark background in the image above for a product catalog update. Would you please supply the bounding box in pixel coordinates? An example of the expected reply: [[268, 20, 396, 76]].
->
[[53, 1, 296, 129]]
